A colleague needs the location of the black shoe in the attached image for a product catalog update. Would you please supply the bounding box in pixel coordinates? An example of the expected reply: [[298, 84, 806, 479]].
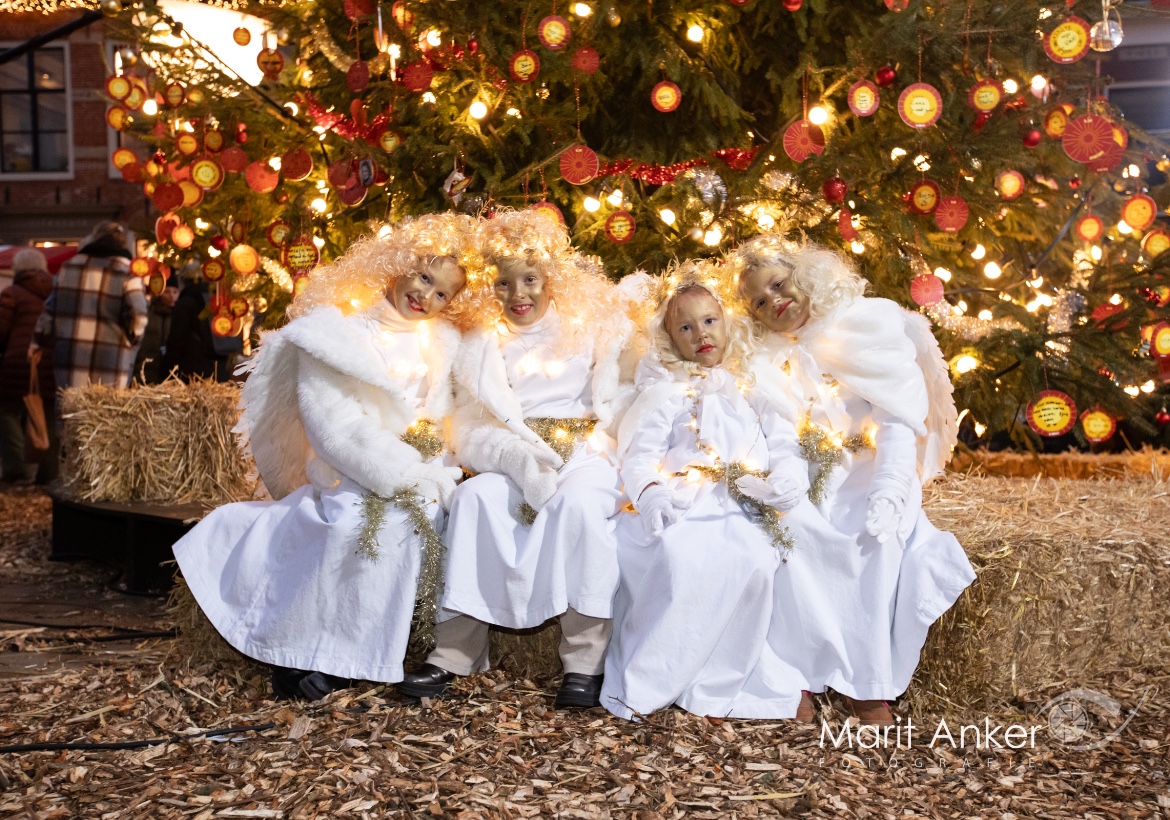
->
[[555, 673, 603, 709], [271, 667, 353, 701], [396, 663, 456, 699]]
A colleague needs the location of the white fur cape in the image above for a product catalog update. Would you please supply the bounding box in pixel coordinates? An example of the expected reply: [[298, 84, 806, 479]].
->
[[450, 316, 635, 489], [765, 297, 957, 482], [234, 305, 461, 500]]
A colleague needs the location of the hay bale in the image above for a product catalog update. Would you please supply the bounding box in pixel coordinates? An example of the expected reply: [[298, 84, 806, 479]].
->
[[949, 446, 1170, 481], [168, 576, 256, 668], [60, 378, 257, 508]]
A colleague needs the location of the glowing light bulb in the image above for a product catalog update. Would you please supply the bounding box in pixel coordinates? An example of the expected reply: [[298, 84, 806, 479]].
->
[[957, 300, 968, 313], [808, 105, 829, 125], [194, 218, 209, 230], [955, 355, 979, 374], [890, 147, 907, 160], [422, 92, 436, 103], [686, 468, 702, 483], [933, 267, 952, 282], [978, 309, 993, 321], [974, 421, 987, 437], [971, 243, 986, 260], [506, 107, 521, 117], [284, 101, 299, 117], [983, 261, 1002, 279], [388, 44, 401, 59], [1109, 293, 1123, 305], [1031, 75, 1047, 92], [1090, 245, 1102, 261], [311, 197, 327, 213], [1127, 164, 1141, 177], [606, 189, 623, 206], [207, 246, 221, 258], [757, 213, 775, 230], [1028, 276, 1043, 287], [659, 208, 676, 225], [1002, 79, 1018, 94], [850, 240, 865, 254], [141, 99, 158, 116], [468, 100, 488, 119], [425, 28, 442, 47], [378, 225, 392, 237], [312, 236, 325, 248], [583, 196, 601, 213], [703, 226, 723, 246], [1141, 380, 1156, 393], [913, 154, 931, 172], [1118, 220, 1133, 235], [573, 2, 592, 16], [1124, 385, 1141, 397], [268, 156, 282, 171], [686, 24, 703, 42]]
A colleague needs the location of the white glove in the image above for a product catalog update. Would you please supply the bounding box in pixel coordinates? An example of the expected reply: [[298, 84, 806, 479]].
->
[[637, 484, 681, 537], [500, 440, 559, 510], [735, 473, 805, 513], [865, 490, 904, 545], [402, 462, 464, 510]]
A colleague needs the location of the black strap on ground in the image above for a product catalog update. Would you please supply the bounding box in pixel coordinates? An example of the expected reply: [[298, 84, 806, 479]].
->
[[0, 723, 276, 754], [0, 10, 104, 66]]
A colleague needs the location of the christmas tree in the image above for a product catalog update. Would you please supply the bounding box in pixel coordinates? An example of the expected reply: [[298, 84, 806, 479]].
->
[[95, 0, 1170, 445]]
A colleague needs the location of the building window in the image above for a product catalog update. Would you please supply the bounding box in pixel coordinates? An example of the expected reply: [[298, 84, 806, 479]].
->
[[0, 46, 70, 174]]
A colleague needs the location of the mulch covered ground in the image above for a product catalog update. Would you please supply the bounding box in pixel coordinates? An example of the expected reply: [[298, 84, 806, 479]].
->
[[1, 483, 1168, 819]]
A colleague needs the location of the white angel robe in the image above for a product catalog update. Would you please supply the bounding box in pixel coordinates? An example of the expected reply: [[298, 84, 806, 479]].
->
[[762, 296, 976, 701], [173, 300, 461, 683], [439, 305, 625, 630], [602, 365, 840, 721]]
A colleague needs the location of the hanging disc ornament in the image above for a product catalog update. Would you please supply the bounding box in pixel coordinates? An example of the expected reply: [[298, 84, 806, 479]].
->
[[996, 170, 1025, 199], [570, 46, 600, 74], [1076, 214, 1104, 242], [179, 179, 203, 207], [885, 0, 908, 9], [968, 79, 1002, 113], [245, 161, 279, 193], [838, 208, 858, 241], [1122, 194, 1157, 231], [934, 196, 969, 233], [909, 179, 941, 214], [1112, 124, 1129, 149], [1086, 139, 1124, 173], [1081, 408, 1116, 444], [170, 222, 195, 249], [847, 80, 880, 117], [211, 313, 236, 338], [146, 272, 166, 296], [155, 213, 180, 244], [129, 257, 154, 278], [283, 237, 321, 274], [1044, 17, 1091, 64], [152, 182, 184, 213], [106, 106, 128, 130], [1142, 229, 1170, 258], [1151, 322, 1170, 360], [651, 81, 682, 113], [203, 129, 226, 152], [164, 82, 185, 107], [604, 211, 636, 243], [266, 219, 291, 247], [257, 49, 284, 81], [529, 201, 565, 224], [111, 147, 137, 169], [1062, 114, 1113, 163], [281, 147, 313, 181], [560, 144, 599, 185], [898, 83, 942, 128], [190, 157, 224, 190], [1027, 390, 1077, 437], [401, 61, 434, 91], [123, 84, 146, 110], [293, 275, 310, 298], [1043, 106, 1070, 139], [782, 120, 825, 162], [337, 182, 368, 206], [202, 258, 226, 282], [537, 15, 571, 50], [910, 273, 944, 307], [105, 75, 131, 100], [229, 244, 260, 275], [220, 146, 248, 173], [346, 60, 370, 94], [233, 26, 251, 46], [229, 297, 251, 318], [508, 50, 540, 83], [328, 159, 356, 188], [344, 0, 375, 19]]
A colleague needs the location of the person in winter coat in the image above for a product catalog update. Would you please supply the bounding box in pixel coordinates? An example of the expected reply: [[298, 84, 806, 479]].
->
[[133, 275, 181, 384], [162, 281, 231, 382], [0, 248, 57, 482], [31, 221, 148, 389]]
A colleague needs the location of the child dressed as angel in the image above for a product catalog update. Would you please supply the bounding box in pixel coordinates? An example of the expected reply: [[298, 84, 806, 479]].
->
[[728, 237, 975, 726], [601, 262, 851, 721], [174, 215, 474, 701], [397, 209, 635, 709]]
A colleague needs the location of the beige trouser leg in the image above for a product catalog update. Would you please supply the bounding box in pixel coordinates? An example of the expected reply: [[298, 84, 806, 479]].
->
[[426, 615, 490, 676], [558, 608, 613, 676]]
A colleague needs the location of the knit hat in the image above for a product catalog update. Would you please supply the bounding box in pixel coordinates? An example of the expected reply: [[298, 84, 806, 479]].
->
[[13, 248, 48, 274], [166, 275, 181, 290]]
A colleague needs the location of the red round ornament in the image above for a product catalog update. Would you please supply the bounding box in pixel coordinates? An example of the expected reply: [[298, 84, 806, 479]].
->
[[281, 147, 313, 182], [1155, 407, 1170, 426], [910, 273, 944, 307], [909, 179, 941, 215], [1086, 139, 1124, 173], [934, 196, 969, 233], [537, 15, 571, 50], [604, 211, 636, 244], [1062, 114, 1114, 163], [179, 179, 203, 207], [847, 80, 880, 117], [529, 201, 565, 225], [782, 120, 825, 163], [560, 145, 599, 185], [337, 183, 368, 207], [245, 161, 279, 194], [155, 214, 181, 244], [1044, 16, 1091, 64], [152, 182, 184, 213], [822, 177, 847, 203], [327, 159, 356, 188], [211, 235, 228, 251], [219, 146, 248, 173], [996, 170, 1026, 200], [508, 50, 540, 83], [838, 208, 858, 241], [1023, 129, 1042, 148], [783, 0, 802, 10], [885, 0, 909, 10], [347, 60, 370, 94], [651, 81, 682, 113], [570, 47, 600, 74], [402, 61, 434, 92], [875, 65, 897, 88]]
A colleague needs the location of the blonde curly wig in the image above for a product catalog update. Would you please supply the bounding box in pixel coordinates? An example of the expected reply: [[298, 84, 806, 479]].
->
[[724, 235, 867, 333], [287, 213, 480, 329], [463, 208, 620, 353], [649, 258, 756, 383]]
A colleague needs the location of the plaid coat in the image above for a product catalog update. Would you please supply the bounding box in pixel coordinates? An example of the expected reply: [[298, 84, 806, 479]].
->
[[34, 252, 149, 389]]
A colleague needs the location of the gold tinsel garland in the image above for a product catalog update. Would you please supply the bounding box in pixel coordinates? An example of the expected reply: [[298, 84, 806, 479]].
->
[[401, 418, 445, 461], [673, 461, 796, 558], [525, 417, 597, 463], [310, 20, 355, 73], [798, 420, 874, 505]]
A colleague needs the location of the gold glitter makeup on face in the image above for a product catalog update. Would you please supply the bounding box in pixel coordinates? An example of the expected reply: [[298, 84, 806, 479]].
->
[[493, 260, 551, 328], [666, 287, 728, 367]]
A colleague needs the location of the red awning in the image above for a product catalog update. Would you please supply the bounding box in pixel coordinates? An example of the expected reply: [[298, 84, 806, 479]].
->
[[0, 245, 78, 274]]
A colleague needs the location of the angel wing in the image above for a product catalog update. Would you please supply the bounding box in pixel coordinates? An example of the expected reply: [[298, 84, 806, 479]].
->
[[902, 309, 957, 483], [233, 330, 311, 500]]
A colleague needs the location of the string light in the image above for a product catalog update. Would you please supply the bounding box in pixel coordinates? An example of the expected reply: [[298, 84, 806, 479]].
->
[[933, 267, 952, 282], [141, 99, 158, 116], [1109, 293, 1123, 305], [1031, 75, 1047, 92], [606, 189, 623, 206], [1090, 244, 1103, 261], [978, 309, 993, 320], [808, 105, 829, 125], [1124, 385, 1141, 397], [757, 213, 775, 230], [983, 261, 1002, 279], [207, 246, 221, 257], [954, 354, 980, 374], [1141, 380, 1156, 393], [1002, 79, 1018, 93], [1127, 164, 1141, 177], [1118, 220, 1133, 234], [312, 236, 325, 248], [583, 196, 601, 212], [506, 107, 521, 117], [194, 218, 209, 230], [913, 154, 931, 172], [850, 240, 865, 254], [703, 226, 723, 246], [686, 24, 704, 42], [311, 197, 327, 213], [468, 100, 488, 119], [970, 243, 987, 260], [424, 28, 442, 47], [573, 2, 592, 16], [659, 208, 676, 225], [422, 92, 436, 103], [268, 156, 281, 171], [890, 147, 907, 160]]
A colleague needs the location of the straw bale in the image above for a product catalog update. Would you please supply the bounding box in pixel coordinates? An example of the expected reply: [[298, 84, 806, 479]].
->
[[59, 377, 257, 508], [949, 445, 1170, 480]]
